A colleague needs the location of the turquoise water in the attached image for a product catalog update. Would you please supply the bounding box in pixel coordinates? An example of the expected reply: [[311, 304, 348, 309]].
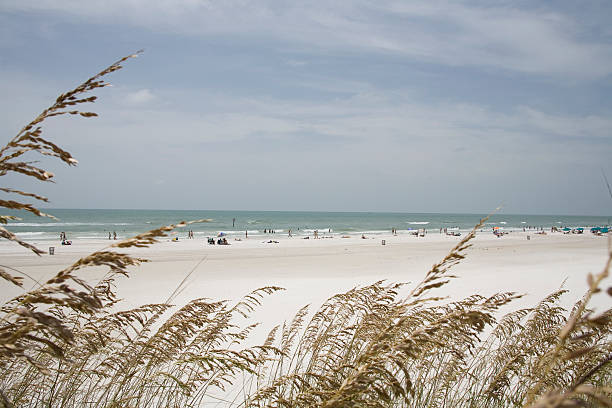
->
[[3, 209, 611, 242]]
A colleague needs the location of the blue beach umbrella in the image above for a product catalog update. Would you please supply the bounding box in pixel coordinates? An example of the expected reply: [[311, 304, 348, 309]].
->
[[591, 227, 601, 233], [562, 227, 571, 232], [601, 227, 609, 233]]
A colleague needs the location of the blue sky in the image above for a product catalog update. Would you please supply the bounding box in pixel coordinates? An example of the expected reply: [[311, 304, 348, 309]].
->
[[1, 1, 611, 215]]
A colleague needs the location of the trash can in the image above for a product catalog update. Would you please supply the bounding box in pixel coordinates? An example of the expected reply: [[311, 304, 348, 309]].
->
[[49, 247, 55, 255], [382, 240, 386, 246]]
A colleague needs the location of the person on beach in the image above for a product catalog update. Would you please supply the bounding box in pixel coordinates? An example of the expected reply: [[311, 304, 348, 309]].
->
[[288, 229, 292, 237], [314, 230, 318, 239], [113, 231, 117, 240]]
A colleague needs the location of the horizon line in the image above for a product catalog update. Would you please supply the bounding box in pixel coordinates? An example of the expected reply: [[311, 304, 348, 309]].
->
[[34, 207, 612, 218]]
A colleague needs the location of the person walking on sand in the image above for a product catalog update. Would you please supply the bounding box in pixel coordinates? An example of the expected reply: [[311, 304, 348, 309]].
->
[[108, 232, 111, 240], [113, 231, 117, 240]]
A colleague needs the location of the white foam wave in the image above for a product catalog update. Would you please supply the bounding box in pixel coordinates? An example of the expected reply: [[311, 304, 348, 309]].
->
[[302, 228, 333, 233], [215, 230, 259, 235], [408, 221, 429, 225]]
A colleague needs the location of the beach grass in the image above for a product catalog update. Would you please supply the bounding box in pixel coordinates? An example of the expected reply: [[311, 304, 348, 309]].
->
[[0, 54, 611, 408]]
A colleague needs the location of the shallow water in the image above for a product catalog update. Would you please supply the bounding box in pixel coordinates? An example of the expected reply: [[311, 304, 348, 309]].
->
[[4, 209, 610, 241]]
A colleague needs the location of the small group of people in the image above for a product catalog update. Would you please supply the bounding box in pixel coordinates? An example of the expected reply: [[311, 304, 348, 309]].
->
[[108, 231, 117, 240], [409, 228, 426, 237], [208, 237, 230, 245], [263, 229, 276, 234], [493, 228, 508, 237], [391, 228, 398, 235], [59, 231, 72, 245], [187, 230, 195, 239]]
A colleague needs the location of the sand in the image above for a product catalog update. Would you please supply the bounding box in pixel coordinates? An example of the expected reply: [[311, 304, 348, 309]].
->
[[1, 230, 610, 342]]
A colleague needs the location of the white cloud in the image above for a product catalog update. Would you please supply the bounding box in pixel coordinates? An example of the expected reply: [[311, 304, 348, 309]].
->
[[77, 85, 612, 161], [2, 70, 610, 213], [2, 0, 612, 78], [124, 89, 156, 105]]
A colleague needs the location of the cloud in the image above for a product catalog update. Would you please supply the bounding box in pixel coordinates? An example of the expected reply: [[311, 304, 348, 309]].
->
[[63, 84, 611, 162], [124, 89, 156, 105], [2, 70, 609, 157], [1, 70, 610, 213], [285, 60, 306, 67], [2, 0, 612, 79]]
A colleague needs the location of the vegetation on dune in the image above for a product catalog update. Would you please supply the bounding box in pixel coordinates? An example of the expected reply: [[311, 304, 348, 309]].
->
[[0, 54, 611, 408]]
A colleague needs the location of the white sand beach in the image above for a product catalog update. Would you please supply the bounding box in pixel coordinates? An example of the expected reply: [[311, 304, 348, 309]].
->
[[1, 230, 610, 339]]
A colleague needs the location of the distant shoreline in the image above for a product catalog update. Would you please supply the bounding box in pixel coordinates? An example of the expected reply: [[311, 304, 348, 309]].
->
[[3, 209, 610, 242]]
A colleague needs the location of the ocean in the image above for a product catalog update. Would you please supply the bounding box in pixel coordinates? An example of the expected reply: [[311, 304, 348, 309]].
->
[[3, 209, 611, 242]]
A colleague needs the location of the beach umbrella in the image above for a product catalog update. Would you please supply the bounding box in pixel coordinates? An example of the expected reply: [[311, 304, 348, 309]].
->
[[562, 227, 571, 232], [577, 227, 584, 231], [591, 227, 600, 233], [601, 227, 609, 233]]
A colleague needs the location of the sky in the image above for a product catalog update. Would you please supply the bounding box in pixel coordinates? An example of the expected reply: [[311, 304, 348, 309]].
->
[[1, 0, 611, 215]]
